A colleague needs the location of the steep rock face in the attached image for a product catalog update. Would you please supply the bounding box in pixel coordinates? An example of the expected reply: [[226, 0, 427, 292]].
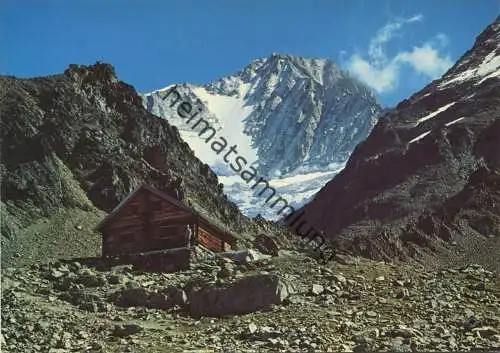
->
[[0, 63, 277, 264], [300, 18, 500, 269]]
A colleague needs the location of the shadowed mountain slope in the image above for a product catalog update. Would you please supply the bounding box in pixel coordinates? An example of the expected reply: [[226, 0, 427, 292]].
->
[[300, 17, 500, 270]]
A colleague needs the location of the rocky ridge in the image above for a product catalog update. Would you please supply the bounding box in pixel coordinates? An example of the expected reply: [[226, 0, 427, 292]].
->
[[300, 17, 500, 269]]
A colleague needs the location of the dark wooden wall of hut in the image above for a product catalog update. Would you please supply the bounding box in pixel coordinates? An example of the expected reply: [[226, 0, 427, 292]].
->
[[102, 189, 195, 257], [101, 187, 236, 257]]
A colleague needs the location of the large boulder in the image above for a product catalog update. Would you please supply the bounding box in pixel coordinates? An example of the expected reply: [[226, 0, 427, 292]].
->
[[188, 274, 293, 318], [110, 285, 186, 310]]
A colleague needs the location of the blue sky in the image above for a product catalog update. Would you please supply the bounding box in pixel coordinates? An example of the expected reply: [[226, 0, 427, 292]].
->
[[2, 1, 499, 106]]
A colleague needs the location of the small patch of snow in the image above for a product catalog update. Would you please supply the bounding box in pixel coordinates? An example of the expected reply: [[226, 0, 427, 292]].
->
[[416, 102, 456, 125], [409, 130, 432, 144], [477, 49, 500, 76], [366, 153, 381, 162], [445, 117, 465, 126]]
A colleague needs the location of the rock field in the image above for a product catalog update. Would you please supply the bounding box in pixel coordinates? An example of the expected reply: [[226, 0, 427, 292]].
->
[[2, 250, 499, 352]]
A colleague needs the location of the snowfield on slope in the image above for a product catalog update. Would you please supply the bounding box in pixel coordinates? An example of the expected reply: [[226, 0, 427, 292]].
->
[[218, 166, 342, 220], [191, 84, 258, 165]]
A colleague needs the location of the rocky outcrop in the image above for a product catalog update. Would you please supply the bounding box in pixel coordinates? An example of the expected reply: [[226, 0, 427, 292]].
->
[[300, 18, 500, 269]]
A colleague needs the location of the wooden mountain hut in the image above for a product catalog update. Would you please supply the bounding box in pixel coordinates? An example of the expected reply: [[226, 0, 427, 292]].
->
[[95, 184, 237, 260]]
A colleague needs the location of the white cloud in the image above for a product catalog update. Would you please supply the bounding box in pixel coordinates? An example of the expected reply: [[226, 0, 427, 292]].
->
[[348, 54, 399, 93], [346, 15, 453, 94], [367, 14, 423, 66], [395, 44, 453, 78]]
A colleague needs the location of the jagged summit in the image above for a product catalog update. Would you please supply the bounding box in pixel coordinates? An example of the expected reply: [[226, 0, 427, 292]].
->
[[207, 53, 350, 98]]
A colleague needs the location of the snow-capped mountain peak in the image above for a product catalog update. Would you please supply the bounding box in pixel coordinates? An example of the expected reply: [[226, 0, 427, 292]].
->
[[143, 53, 381, 218]]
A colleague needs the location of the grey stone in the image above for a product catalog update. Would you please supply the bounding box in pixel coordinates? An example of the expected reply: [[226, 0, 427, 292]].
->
[[50, 269, 66, 279], [389, 327, 420, 338], [112, 324, 143, 337], [107, 274, 122, 285], [395, 288, 410, 299], [248, 323, 258, 334], [113, 287, 150, 307], [469, 282, 486, 291], [148, 293, 171, 309], [188, 274, 292, 317], [76, 271, 107, 288], [311, 284, 324, 295], [463, 316, 482, 331], [165, 286, 188, 307], [252, 234, 280, 256], [53, 277, 73, 291]]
